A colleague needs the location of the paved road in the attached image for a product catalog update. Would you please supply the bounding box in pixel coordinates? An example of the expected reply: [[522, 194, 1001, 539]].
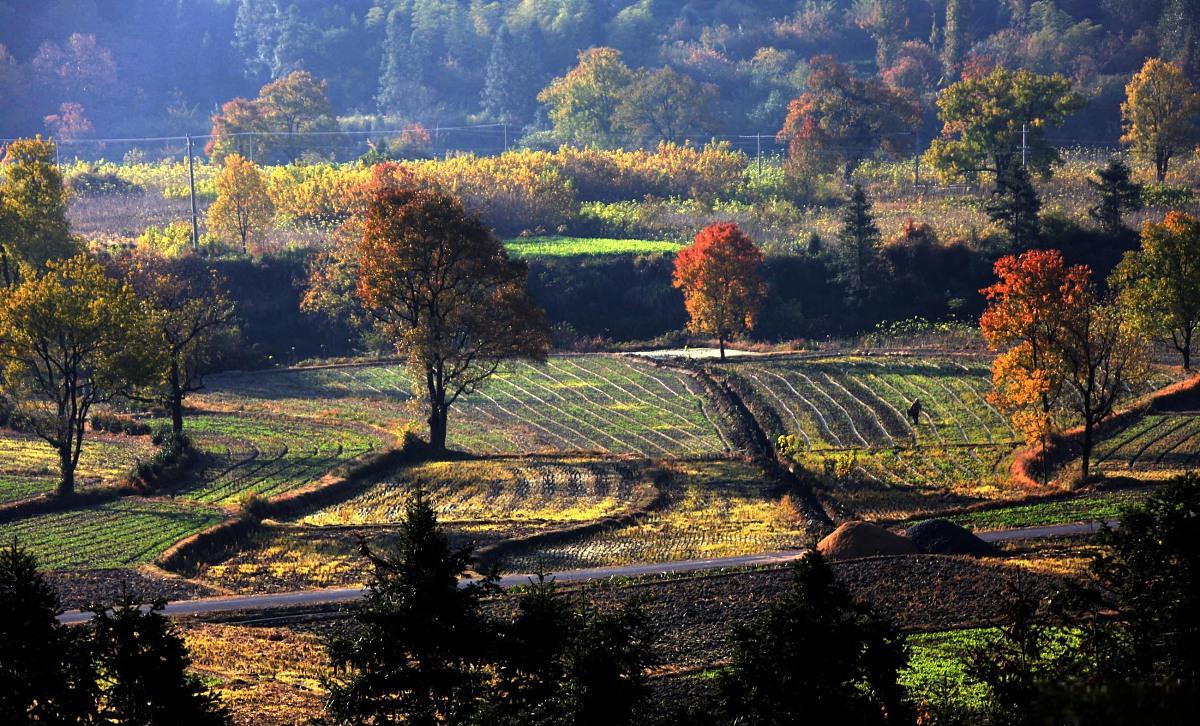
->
[[56, 520, 1118, 625]]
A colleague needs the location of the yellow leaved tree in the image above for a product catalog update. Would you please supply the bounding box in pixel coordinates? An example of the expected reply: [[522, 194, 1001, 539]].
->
[[207, 154, 274, 254]]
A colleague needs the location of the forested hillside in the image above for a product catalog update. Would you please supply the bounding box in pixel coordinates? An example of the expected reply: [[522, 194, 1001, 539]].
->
[[0, 1, 1194, 144]]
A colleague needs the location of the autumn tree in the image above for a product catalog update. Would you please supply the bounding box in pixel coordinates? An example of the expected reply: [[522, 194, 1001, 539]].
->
[[982, 250, 1146, 483], [0, 137, 79, 288], [672, 222, 765, 360], [42, 102, 93, 140], [306, 174, 549, 452], [1121, 58, 1200, 182], [926, 67, 1084, 181], [538, 47, 633, 148], [0, 256, 164, 496], [1088, 159, 1144, 235], [114, 253, 239, 433], [1115, 211, 1200, 369], [776, 55, 920, 180], [206, 71, 338, 162], [206, 154, 274, 254], [981, 250, 1080, 483], [613, 66, 720, 147]]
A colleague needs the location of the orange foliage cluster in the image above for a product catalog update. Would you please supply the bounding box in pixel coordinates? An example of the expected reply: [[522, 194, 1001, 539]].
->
[[980, 249, 1092, 447], [672, 222, 765, 352]]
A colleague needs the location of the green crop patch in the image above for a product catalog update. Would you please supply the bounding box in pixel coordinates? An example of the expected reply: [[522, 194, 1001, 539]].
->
[[0, 498, 223, 571], [164, 413, 383, 505], [198, 355, 728, 457], [504, 236, 682, 258], [0, 430, 153, 503], [950, 488, 1157, 530]]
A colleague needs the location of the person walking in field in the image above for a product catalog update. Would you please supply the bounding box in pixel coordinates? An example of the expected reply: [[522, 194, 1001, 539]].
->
[[907, 399, 922, 427]]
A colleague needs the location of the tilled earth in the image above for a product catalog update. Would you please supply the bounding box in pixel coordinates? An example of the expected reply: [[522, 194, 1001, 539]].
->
[[49, 567, 219, 610]]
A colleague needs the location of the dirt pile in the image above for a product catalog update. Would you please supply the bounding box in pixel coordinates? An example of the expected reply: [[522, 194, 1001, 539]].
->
[[904, 519, 996, 557], [816, 521, 917, 560]]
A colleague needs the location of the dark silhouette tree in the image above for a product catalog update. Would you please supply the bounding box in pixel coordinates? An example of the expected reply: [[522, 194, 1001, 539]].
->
[[712, 551, 910, 726], [987, 161, 1041, 252], [837, 184, 885, 297], [485, 574, 656, 726], [0, 541, 95, 725], [324, 491, 495, 725], [1088, 158, 1143, 235], [87, 595, 230, 725]]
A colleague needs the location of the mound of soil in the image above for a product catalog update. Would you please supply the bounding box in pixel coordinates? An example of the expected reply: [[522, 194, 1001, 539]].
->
[[817, 521, 917, 560], [904, 519, 997, 557]]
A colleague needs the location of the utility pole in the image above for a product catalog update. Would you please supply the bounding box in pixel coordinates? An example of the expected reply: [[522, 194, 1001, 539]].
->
[[503, 123, 508, 153], [913, 128, 920, 194], [1021, 123, 1028, 169], [186, 134, 199, 252], [756, 133, 763, 176]]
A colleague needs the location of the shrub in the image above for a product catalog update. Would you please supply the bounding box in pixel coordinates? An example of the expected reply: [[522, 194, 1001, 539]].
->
[[128, 432, 195, 490], [89, 412, 152, 436], [1141, 183, 1196, 208], [67, 166, 143, 197]]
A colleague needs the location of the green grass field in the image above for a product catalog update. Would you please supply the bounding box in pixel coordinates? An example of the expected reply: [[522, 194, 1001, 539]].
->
[[198, 355, 729, 457], [901, 628, 993, 719], [504, 236, 682, 258], [164, 413, 384, 505], [949, 489, 1156, 531], [0, 430, 154, 504], [0, 498, 224, 570]]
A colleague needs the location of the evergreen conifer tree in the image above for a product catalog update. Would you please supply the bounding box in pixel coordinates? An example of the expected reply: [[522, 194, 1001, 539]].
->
[[1088, 158, 1143, 235], [987, 161, 1041, 252], [837, 184, 884, 295]]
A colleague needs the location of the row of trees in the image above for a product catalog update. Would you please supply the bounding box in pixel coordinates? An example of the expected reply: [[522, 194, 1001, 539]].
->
[[0, 138, 238, 495]]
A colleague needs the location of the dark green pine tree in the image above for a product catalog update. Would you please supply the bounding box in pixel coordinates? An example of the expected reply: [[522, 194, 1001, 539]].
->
[[987, 162, 1041, 252], [1088, 158, 1144, 235], [711, 551, 911, 726], [0, 541, 96, 725], [482, 24, 522, 124], [324, 491, 494, 725], [88, 595, 230, 725], [837, 184, 884, 296], [376, 7, 418, 114]]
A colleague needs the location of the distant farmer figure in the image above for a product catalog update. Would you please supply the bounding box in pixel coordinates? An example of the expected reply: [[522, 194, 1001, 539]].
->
[[907, 399, 922, 426]]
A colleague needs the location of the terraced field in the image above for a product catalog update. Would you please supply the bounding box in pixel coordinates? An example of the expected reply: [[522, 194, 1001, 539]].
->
[[0, 498, 224, 570], [198, 457, 654, 592], [198, 355, 728, 457], [1093, 413, 1200, 473], [165, 414, 385, 505], [499, 459, 806, 572], [730, 356, 1015, 450], [0, 430, 154, 504]]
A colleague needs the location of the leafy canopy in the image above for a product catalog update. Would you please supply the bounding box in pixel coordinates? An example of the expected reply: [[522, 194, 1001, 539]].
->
[[926, 67, 1084, 181], [672, 222, 765, 358]]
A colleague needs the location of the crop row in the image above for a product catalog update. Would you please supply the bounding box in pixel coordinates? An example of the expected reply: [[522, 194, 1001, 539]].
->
[[169, 414, 382, 504], [733, 357, 1015, 451], [0, 430, 154, 504], [1094, 414, 1200, 472], [499, 459, 807, 572], [948, 488, 1156, 531], [198, 355, 728, 457], [302, 457, 648, 527], [0, 498, 223, 571]]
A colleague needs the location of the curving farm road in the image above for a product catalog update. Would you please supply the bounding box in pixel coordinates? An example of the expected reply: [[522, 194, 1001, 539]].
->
[[56, 519, 1117, 625]]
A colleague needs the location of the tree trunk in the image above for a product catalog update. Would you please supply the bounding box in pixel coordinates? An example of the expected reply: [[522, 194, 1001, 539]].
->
[[1182, 330, 1192, 371], [1156, 152, 1168, 183], [1080, 422, 1093, 483], [170, 362, 185, 434], [719, 335, 726, 361], [428, 405, 448, 453], [57, 445, 75, 498]]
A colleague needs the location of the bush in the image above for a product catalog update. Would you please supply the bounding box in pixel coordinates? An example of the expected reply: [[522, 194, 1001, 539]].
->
[[1141, 183, 1196, 208], [90, 412, 152, 437], [128, 431, 195, 490], [67, 166, 143, 197]]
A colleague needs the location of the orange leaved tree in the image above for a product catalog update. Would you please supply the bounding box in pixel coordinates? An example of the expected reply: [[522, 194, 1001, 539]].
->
[[306, 172, 549, 453], [672, 222, 765, 360], [982, 250, 1146, 483]]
